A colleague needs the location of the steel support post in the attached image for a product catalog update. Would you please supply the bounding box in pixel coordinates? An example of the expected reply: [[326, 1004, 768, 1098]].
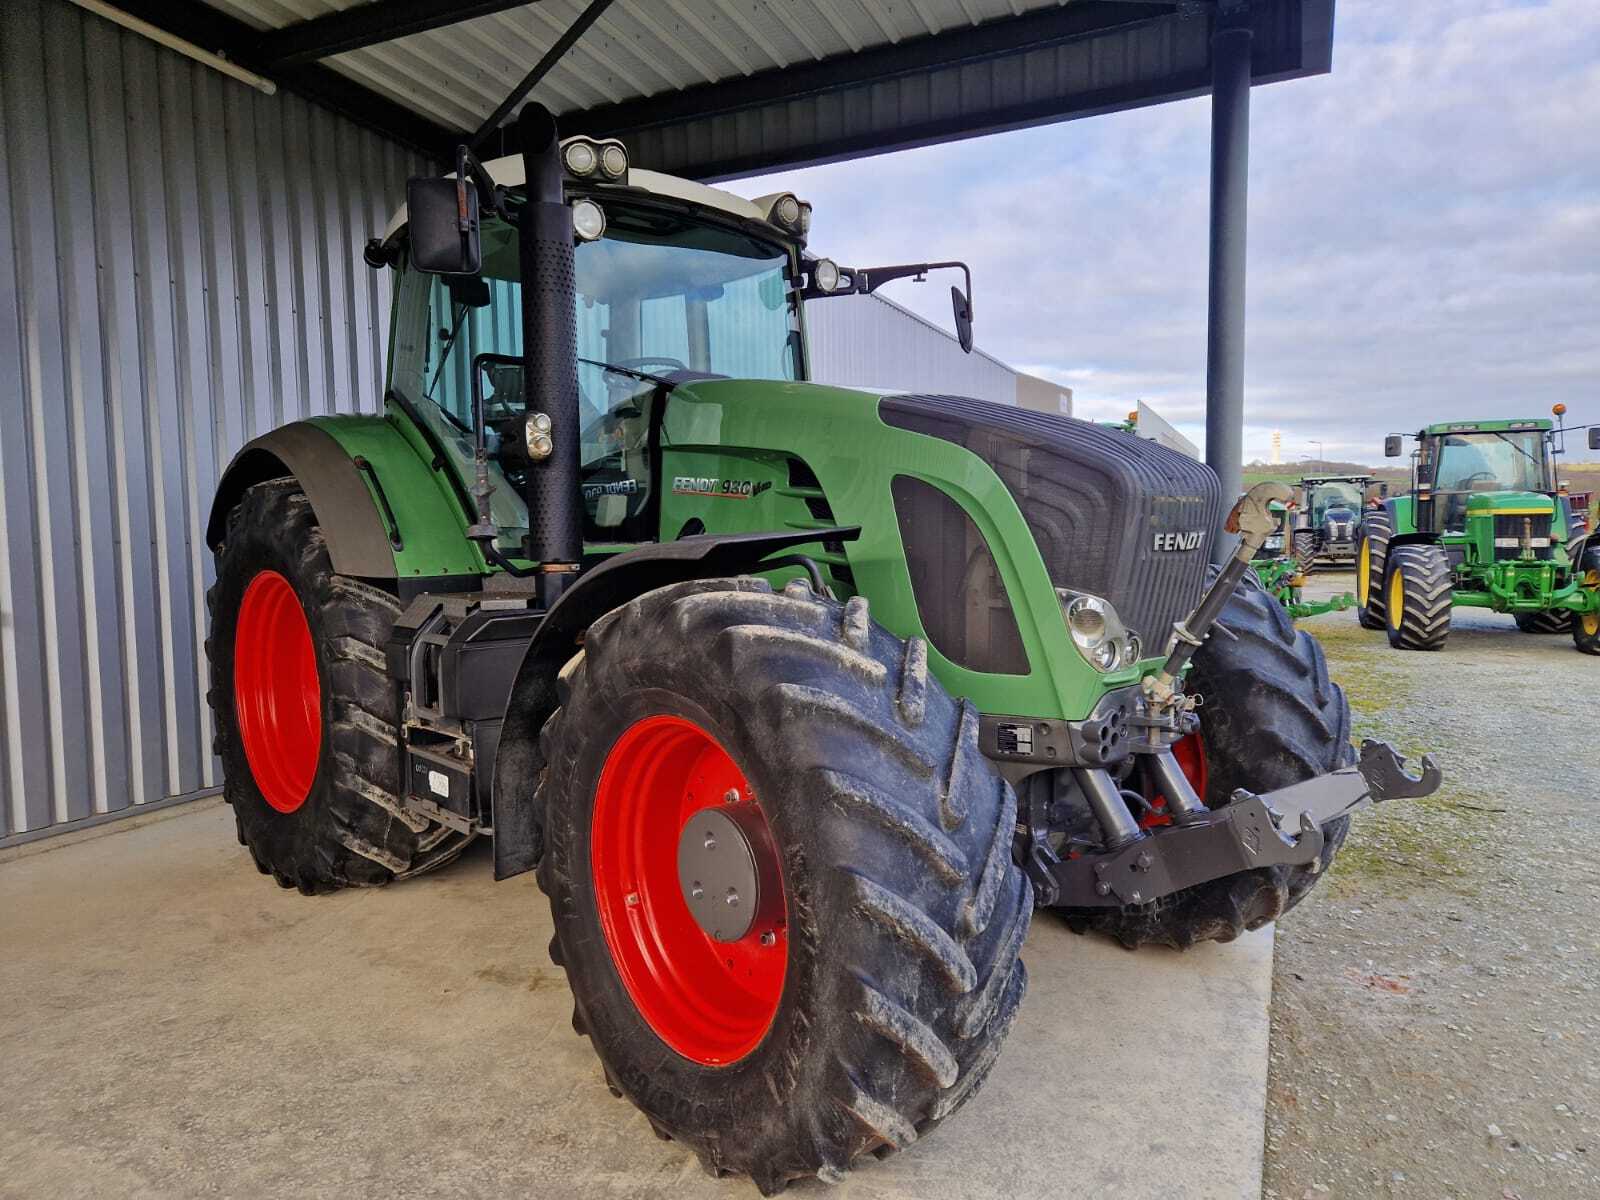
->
[[1205, 9, 1254, 564]]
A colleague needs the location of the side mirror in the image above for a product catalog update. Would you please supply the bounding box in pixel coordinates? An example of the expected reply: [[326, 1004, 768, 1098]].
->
[[1589, 427, 1600, 451], [1384, 434, 1403, 458], [951, 286, 974, 354], [408, 176, 480, 275]]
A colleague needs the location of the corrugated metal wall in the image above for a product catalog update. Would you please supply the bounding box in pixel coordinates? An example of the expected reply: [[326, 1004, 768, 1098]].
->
[[0, 0, 424, 841], [807, 293, 1022, 408]]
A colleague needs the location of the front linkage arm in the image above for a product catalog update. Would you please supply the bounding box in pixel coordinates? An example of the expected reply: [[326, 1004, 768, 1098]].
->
[[1029, 481, 1444, 910], [1048, 740, 1441, 908]]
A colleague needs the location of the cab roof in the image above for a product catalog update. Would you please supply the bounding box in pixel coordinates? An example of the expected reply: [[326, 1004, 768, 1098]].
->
[[382, 154, 774, 241], [1422, 419, 1552, 435]]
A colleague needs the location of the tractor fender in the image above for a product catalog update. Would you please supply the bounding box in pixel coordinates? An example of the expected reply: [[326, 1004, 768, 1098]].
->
[[208, 423, 400, 577], [208, 418, 481, 582], [1384, 529, 1440, 560], [489, 527, 860, 881]]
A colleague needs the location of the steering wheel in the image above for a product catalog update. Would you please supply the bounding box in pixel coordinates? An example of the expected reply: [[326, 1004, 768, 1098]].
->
[[1457, 471, 1498, 490]]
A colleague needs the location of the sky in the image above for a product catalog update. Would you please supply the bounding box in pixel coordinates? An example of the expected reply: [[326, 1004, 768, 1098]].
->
[[730, 0, 1600, 466]]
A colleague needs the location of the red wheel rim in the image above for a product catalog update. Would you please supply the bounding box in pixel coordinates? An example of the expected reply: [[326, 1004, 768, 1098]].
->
[[234, 569, 322, 814], [1141, 732, 1210, 829], [591, 715, 787, 1066]]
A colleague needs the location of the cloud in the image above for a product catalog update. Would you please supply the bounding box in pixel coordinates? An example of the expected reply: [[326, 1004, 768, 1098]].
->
[[731, 0, 1600, 464]]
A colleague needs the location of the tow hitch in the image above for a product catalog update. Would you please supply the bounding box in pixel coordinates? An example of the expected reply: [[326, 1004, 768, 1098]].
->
[[1042, 740, 1441, 908]]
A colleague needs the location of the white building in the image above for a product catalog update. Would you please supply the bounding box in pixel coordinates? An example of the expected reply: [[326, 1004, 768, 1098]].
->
[[807, 292, 1073, 416]]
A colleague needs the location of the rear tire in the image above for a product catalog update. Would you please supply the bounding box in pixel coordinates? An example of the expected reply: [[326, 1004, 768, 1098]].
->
[[206, 479, 473, 893], [1060, 571, 1354, 949], [1384, 545, 1452, 651], [1356, 510, 1393, 630], [1514, 611, 1572, 634], [536, 578, 1031, 1193], [1292, 529, 1319, 575]]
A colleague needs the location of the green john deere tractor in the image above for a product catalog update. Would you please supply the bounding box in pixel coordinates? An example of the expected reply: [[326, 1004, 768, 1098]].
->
[[204, 105, 1440, 1192], [1356, 414, 1600, 653], [1291, 474, 1376, 572]]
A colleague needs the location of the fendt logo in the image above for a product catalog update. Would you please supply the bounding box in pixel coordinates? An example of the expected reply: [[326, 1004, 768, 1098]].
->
[[1153, 530, 1205, 552], [671, 476, 773, 500]]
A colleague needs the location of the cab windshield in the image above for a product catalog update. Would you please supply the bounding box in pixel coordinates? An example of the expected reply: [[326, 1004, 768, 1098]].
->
[[1432, 431, 1552, 530], [388, 199, 803, 544], [1308, 481, 1363, 523]]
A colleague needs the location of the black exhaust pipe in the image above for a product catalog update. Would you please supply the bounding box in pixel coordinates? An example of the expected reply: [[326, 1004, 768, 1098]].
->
[[516, 103, 583, 597]]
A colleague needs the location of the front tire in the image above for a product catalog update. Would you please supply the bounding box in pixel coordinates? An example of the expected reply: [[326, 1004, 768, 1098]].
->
[[536, 578, 1031, 1193], [206, 479, 473, 893], [1061, 571, 1354, 949], [1292, 529, 1319, 575], [1384, 544, 1452, 651]]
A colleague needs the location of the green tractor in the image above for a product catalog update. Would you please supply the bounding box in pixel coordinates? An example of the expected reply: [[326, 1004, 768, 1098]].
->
[[1250, 499, 1354, 619], [1291, 474, 1376, 572], [204, 106, 1439, 1192], [1356, 414, 1600, 653]]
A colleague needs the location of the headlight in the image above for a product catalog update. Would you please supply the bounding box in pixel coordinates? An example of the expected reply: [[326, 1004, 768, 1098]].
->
[[600, 143, 628, 179], [812, 258, 841, 292], [1057, 589, 1143, 672]]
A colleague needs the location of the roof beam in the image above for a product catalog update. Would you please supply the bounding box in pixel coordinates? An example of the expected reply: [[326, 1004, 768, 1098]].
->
[[574, 1, 1180, 137], [102, 0, 453, 158], [257, 0, 541, 69]]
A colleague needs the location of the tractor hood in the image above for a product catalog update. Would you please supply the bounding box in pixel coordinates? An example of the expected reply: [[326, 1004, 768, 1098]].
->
[[1465, 492, 1554, 515], [875, 392, 1222, 659]]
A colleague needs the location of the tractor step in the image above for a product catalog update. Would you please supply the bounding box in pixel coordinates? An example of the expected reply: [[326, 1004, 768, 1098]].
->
[[1035, 740, 1440, 909], [384, 592, 545, 836]]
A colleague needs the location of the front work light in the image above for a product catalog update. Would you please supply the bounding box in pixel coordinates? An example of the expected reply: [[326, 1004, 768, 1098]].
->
[[812, 258, 841, 292], [572, 199, 607, 241], [564, 141, 597, 176], [560, 136, 628, 184]]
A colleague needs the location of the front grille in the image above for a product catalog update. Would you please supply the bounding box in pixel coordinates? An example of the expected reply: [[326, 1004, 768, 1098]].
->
[[1492, 513, 1554, 560], [879, 395, 1220, 648]]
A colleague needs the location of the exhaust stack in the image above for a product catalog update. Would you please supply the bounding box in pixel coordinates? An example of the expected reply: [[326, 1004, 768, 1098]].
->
[[516, 102, 583, 592]]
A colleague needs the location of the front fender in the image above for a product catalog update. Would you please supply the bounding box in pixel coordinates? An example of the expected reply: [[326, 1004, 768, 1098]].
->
[[489, 528, 859, 881]]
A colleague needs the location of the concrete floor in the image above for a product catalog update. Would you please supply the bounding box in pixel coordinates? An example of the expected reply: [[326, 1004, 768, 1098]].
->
[[0, 800, 1272, 1200]]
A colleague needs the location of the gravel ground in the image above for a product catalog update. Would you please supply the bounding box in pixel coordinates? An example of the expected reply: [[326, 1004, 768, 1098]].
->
[[1262, 570, 1599, 1200]]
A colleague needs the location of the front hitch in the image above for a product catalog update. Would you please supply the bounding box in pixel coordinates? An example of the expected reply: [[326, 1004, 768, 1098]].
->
[[1037, 740, 1442, 909]]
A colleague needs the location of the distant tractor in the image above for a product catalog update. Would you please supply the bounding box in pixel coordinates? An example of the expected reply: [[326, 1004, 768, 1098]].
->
[[1356, 412, 1600, 654], [1252, 499, 1355, 620], [1291, 474, 1374, 571]]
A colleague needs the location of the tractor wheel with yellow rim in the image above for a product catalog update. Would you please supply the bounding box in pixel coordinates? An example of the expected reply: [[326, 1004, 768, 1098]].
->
[[1575, 560, 1600, 655], [1384, 544, 1452, 651], [1356, 510, 1393, 631]]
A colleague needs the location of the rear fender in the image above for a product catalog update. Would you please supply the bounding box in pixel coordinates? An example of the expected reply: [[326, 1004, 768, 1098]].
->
[[489, 528, 859, 881]]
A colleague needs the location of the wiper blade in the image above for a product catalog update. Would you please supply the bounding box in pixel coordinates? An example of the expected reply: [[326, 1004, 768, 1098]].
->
[[578, 358, 678, 390], [1489, 431, 1546, 480]]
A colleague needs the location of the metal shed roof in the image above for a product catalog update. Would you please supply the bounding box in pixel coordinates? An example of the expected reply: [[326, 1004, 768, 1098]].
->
[[113, 0, 1333, 177]]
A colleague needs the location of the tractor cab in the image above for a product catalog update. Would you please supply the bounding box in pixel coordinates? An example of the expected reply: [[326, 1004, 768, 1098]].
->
[[1416, 421, 1556, 534], [375, 143, 975, 562]]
